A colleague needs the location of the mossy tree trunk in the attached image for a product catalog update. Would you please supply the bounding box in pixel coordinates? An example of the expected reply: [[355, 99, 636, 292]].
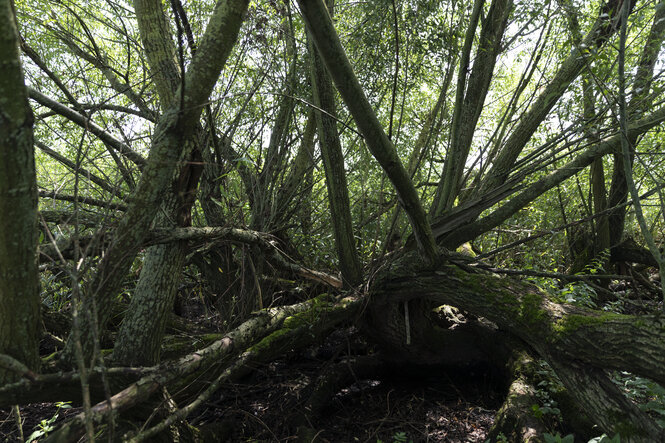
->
[[308, 1, 362, 287], [0, 0, 41, 384], [112, 0, 206, 366]]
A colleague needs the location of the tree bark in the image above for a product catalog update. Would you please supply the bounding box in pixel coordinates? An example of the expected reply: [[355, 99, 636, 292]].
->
[[0, 0, 41, 384], [112, 197, 188, 365], [133, 0, 181, 110], [308, 13, 362, 287], [63, 0, 250, 364], [112, 0, 203, 366], [297, 0, 438, 264]]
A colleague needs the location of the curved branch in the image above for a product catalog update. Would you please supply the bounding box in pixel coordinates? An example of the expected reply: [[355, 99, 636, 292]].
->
[[372, 256, 665, 386], [147, 226, 343, 287]]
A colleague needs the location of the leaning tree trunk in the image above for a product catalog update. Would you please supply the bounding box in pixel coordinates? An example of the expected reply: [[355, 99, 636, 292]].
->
[[298, 0, 437, 264], [111, 0, 208, 366], [112, 194, 189, 366], [61, 0, 250, 364]]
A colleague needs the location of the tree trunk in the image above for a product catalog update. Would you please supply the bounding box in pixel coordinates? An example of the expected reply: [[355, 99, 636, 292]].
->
[[112, 197, 188, 366], [308, 12, 362, 287], [477, 1, 631, 196], [297, 0, 437, 263], [432, 0, 511, 216], [0, 0, 41, 384], [62, 0, 250, 363], [607, 1, 665, 249]]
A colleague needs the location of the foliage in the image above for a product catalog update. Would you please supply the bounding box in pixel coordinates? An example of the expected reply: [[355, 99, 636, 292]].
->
[[3, 0, 665, 438], [553, 281, 598, 308], [532, 361, 564, 430], [25, 402, 72, 443], [615, 372, 665, 428], [543, 433, 574, 443]]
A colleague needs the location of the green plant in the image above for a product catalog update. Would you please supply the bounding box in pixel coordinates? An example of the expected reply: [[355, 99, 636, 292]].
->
[[554, 282, 597, 308], [25, 401, 72, 443], [543, 433, 574, 443], [580, 249, 611, 275], [615, 372, 665, 427], [532, 362, 563, 423]]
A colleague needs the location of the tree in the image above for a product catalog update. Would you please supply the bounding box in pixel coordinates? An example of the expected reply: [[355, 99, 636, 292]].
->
[[308, 0, 363, 286], [2, 0, 665, 440], [0, 0, 40, 385]]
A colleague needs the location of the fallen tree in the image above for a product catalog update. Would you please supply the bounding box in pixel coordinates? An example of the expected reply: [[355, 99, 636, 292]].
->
[[1, 293, 361, 441], [369, 250, 665, 441], [4, 249, 665, 441]]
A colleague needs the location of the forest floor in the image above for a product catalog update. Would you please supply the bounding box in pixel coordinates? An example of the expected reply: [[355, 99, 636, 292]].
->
[[0, 363, 499, 443], [193, 341, 501, 442], [1, 290, 508, 443], [0, 329, 501, 442], [0, 330, 502, 443]]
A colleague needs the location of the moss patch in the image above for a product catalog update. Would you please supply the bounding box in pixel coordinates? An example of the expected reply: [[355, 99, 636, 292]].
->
[[518, 292, 547, 328], [552, 312, 623, 336]]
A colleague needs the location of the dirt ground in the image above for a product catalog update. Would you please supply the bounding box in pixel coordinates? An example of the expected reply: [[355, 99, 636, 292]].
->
[[2, 295, 503, 443], [192, 356, 500, 442], [1, 339, 501, 442]]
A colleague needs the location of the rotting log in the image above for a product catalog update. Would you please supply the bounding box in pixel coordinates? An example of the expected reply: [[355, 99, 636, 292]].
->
[[123, 295, 362, 442]]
